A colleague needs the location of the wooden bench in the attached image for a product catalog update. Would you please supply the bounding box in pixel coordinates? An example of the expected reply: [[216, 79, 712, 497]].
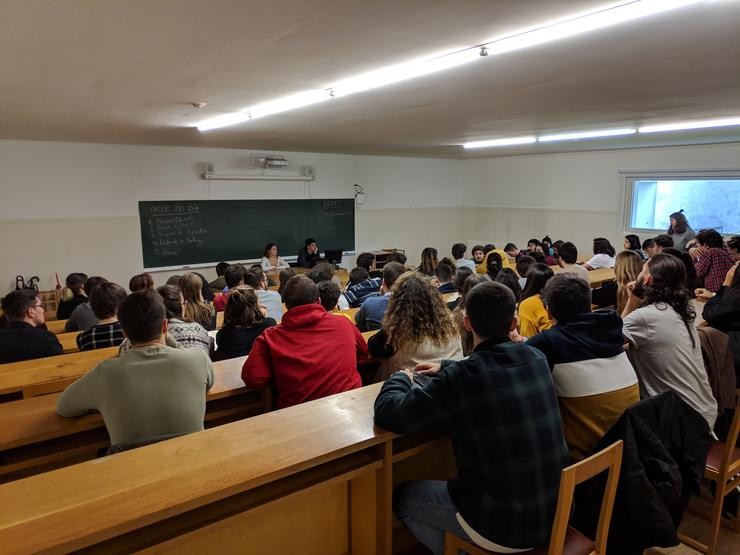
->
[[0, 356, 267, 482], [0, 347, 118, 399], [0, 382, 454, 554], [56, 331, 80, 354], [550, 266, 616, 288], [45, 319, 68, 334]]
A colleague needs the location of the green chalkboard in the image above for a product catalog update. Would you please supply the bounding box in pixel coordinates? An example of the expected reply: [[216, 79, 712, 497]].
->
[[138, 199, 355, 269]]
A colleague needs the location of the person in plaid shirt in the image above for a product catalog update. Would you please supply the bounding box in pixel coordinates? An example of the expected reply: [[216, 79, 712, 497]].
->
[[694, 229, 734, 293], [374, 281, 568, 554], [76, 282, 127, 351]]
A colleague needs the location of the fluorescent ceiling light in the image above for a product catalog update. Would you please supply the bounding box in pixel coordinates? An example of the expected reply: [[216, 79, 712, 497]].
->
[[196, 0, 708, 131], [538, 128, 637, 142], [639, 116, 740, 134], [464, 136, 537, 149]]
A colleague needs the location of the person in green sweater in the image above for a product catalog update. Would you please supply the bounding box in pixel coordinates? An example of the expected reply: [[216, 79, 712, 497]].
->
[[57, 289, 214, 448]]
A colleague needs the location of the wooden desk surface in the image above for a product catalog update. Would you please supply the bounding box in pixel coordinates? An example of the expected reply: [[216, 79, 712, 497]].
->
[[56, 331, 79, 354], [46, 320, 67, 335], [0, 382, 387, 553], [550, 266, 616, 287], [0, 356, 247, 452]]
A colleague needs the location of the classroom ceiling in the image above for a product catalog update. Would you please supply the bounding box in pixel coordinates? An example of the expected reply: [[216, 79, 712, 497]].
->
[[2, 0, 740, 158]]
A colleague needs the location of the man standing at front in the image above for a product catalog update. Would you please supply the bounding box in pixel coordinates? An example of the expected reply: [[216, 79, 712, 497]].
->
[[374, 282, 568, 554], [242, 275, 368, 408]]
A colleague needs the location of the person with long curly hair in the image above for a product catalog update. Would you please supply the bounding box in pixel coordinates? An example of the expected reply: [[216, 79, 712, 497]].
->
[[368, 273, 463, 381], [622, 253, 717, 430]]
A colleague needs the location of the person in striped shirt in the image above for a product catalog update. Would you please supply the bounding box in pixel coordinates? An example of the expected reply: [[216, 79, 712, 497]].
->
[[76, 281, 127, 351]]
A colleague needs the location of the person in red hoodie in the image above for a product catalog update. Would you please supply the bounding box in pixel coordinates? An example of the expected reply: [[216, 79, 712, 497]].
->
[[241, 275, 368, 408]]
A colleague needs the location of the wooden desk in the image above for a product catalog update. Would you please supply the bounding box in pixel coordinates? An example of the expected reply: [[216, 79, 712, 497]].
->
[[56, 331, 80, 354], [46, 320, 67, 334], [550, 266, 616, 288], [293, 266, 350, 285], [0, 382, 454, 554], [0, 356, 265, 482]]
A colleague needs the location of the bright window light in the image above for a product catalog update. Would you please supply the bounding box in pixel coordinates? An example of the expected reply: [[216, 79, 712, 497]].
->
[[638, 116, 740, 134], [538, 128, 637, 142], [463, 136, 537, 149]]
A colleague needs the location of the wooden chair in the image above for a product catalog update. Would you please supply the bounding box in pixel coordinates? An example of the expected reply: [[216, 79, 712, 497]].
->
[[678, 393, 740, 554], [444, 440, 623, 555]]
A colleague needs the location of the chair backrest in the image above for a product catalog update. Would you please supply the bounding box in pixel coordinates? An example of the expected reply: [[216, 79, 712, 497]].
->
[[547, 440, 623, 555], [717, 391, 740, 480]]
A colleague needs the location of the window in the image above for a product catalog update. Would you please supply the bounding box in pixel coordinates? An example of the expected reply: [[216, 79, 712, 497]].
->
[[624, 173, 740, 236]]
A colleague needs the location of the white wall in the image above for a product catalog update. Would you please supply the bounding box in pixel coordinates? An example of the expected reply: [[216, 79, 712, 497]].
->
[[461, 142, 740, 258], [0, 140, 464, 291]]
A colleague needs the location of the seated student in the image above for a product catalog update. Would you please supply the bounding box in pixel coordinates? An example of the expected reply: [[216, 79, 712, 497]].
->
[[356, 262, 406, 332], [277, 268, 296, 297], [214, 288, 277, 361], [317, 280, 344, 313], [700, 263, 740, 375], [451, 243, 476, 271], [387, 251, 408, 266], [447, 266, 473, 310], [194, 271, 215, 303], [120, 285, 210, 355], [368, 273, 463, 381], [165, 274, 182, 286], [592, 249, 643, 312], [494, 267, 522, 303], [517, 264, 555, 338], [653, 233, 674, 253], [180, 273, 216, 330], [56, 272, 88, 320], [76, 282, 127, 351], [374, 281, 568, 555], [642, 237, 658, 258], [65, 276, 107, 332], [452, 274, 490, 355], [694, 228, 735, 293], [540, 235, 559, 266], [128, 272, 154, 293], [417, 247, 439, 277], [527, 274, 639, 460], [527, 238, 541, 252], [503, 243, 525, 262], [208, 262, 230, 295], [355, 252, 381, 279], [244, 266, 283, 321], [342, 267, 382, 308], [624, 234, 648, 260], [727, 236, 740, 262], [57, 289, 214, 448], [470, 245, 485, 266], [213, 264, 245, 312], [622, 253, 717, 430], [435, 258, 458, 294], [663, 247, 702, 294], [557, 241, 590, 284], [0, 289, 62, 363], [582, 237, 616, 270], [484, 251, 503, 280], [313, 261, 346, 292], [297, 237, 321, 268], [515, 255, 536, 290], [476, 245, 512, 275], [241, 275, 367, 408], [261, 243, 290, 273]]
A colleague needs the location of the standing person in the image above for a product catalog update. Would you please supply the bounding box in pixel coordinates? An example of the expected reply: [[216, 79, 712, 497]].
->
[[244, 266, 283, 322], [694, 229, 735, 293], [451, 243, 476, 271], [64, 276, 107, 332], [260, 243, 290, 273], [417, 247, 438, 277], [621, 254, 717, 430], [667, 210, 696, 251], [56, 272, 88, 320], [374, 281, 568, 555], [57, 289, 214, 448], [0, 290, 62, 363], [582, 237, 616, 270], [355, 262, 407, 332], [557, 241, 590, 284], [120, 285, 211, 355], [179, 273, 216, 331], [624, 234, 648, 260], [76, 282, 127, 351], [517, 264, 555, 337], [214, 288, 277, 361], [297, 237, 321, 268], [368, 273, 463, 381], [527, 274, 639, 460], [241, 275, 368, 409]]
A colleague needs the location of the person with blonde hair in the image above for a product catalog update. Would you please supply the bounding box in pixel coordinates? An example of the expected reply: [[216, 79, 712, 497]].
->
[[179, 273, 216, 330], [417, 247, 438, 277], [368, 273, 463, 381], [592, 250, 643, 312], [214, 287, 276, 361], [56, 272, 88, 320]]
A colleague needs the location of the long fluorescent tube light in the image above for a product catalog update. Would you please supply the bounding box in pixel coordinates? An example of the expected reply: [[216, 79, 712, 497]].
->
[[196, 0, 707, 131], [538, 128, 637, 142], [464, 136, 537, 149], [638, 116, 740, 134]]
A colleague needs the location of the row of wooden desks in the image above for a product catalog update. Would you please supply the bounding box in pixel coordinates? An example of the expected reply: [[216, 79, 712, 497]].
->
[[0, 382, 452, 554]]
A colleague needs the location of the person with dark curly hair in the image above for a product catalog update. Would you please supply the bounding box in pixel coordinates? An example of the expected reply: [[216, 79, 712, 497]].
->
[[368, 273, 462, 381], [214, 287, 276, 360], [622, 253, 716, 429]]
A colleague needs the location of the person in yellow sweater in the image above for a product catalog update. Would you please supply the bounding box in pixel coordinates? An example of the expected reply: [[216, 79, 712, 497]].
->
[[475, 245, 512, 274], [517, 264, 555, 337]]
